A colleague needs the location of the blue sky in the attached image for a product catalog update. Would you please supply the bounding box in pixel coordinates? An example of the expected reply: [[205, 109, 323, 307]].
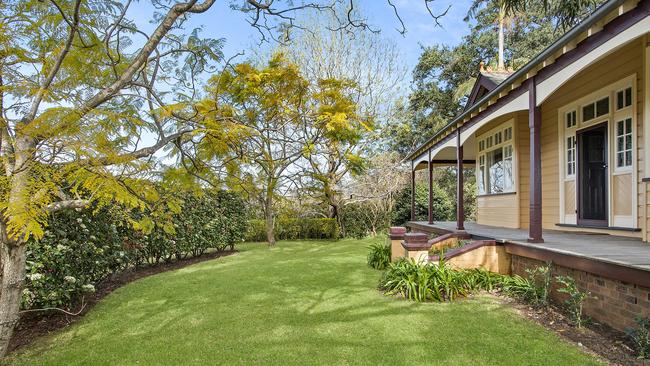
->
[[131, 0, 474, 73], [125, 0, 475, 159]]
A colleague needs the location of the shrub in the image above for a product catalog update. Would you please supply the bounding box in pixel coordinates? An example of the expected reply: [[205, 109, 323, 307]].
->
[[500, 274, 536, 300], [502, 264, 552, 307], [378, 258, 502, 302], [626, 316, 650, 359], [556, 275, 591, 328], [23, 189, 247, 310], [134, 190, 247, 264], [367, 243, 391, 270], [391, 183, 454, 226], [339, 202, 386, 239], [174, 191, 247, 255], [245, 218, 339, 242], [23, 207, 133, 310]]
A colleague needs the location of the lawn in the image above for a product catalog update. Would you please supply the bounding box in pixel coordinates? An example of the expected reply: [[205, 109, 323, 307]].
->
[[4, 238, 602, 366]]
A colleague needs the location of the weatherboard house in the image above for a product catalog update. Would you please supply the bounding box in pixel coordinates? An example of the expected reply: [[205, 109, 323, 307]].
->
[[395, 0, 650, 331]]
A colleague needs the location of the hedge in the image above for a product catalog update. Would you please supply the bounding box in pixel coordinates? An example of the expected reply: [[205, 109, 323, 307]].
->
[[22, 190, 247, 310], [245, 218, 339, 242]]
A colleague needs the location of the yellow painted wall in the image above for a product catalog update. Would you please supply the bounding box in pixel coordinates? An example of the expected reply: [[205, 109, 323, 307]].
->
[[470, 39, 646, 238], [475, 113, 522, 228], [538, 39, 644, 237]]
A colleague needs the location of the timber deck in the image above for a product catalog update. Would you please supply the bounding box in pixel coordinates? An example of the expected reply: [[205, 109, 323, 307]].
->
[[407, 221, 650, 274]]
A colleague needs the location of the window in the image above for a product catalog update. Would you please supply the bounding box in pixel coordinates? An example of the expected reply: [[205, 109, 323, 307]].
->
[[596, 97, 609, 116], [583, 104, 595, 121], [477, 125, 514, 195], [616, 118, 633, 168], [566, 110, 577, 128], [478, 155, 486, 194], [504, 127, 512, 141], [503, 145, 513, 191], [582, 97, 609, 122], [487, 148, 504, 193], [566, 136, 576, 176], [494, 131, 502, 145], [616, 87, 632, 110]]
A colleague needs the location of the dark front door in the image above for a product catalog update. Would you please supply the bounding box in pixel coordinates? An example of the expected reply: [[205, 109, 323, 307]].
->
[[577, 123, 608, 227]]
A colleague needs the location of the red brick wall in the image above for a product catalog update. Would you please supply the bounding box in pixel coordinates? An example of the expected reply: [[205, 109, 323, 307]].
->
[[511, 255, 650, 331]]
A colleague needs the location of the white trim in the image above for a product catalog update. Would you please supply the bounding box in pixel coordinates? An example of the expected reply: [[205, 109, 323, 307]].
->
[[460, 91, 528, 145], [536, 14, 650, 105], [413, 150, 429, 170], [475, 120, 516, 195], [429, 139, 456, 161], [557, 74, 637, 228]]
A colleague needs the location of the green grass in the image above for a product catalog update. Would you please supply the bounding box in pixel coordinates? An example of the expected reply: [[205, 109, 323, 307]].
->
[[5, 238, 602, 366]]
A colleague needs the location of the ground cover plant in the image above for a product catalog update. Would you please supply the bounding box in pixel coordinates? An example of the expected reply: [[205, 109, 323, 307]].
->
[[626, 316, 650, 359], [5, 239, 601, 365], [500, 264, 553, 308], [366, 242, 391, 270], [378, 258, 506, 302]]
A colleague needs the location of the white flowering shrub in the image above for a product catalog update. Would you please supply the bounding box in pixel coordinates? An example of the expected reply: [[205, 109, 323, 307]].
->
[[24, 208, 129, 309], [23, 190, 247, 310]]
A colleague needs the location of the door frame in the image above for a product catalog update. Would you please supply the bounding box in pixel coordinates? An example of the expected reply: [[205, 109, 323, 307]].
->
[[576, 121, 609, 227]]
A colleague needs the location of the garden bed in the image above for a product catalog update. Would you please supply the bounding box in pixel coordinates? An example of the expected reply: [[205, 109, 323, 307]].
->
[[9, 250, 237, 353], [500, 295, 639, 366]]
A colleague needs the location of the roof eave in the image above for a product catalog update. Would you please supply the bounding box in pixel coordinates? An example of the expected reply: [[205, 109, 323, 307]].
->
[[405, 0, 628, 161]]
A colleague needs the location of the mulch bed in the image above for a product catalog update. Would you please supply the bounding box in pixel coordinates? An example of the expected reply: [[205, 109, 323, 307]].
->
[[8, 250, 237, 353], [496, 295, 645, 366]]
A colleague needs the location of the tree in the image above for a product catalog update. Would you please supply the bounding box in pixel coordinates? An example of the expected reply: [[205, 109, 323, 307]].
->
[[342, 152, 407, 236], [466, 0, 606, 71], [0, 0, 502, 356], [200, 53, 367, 246], [0, 0, 228, 356], [285, 11, 405, 223], [385, 0, 607, 154]]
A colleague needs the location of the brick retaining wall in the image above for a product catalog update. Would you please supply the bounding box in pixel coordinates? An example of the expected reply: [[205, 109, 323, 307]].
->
[[511, 255, 650, 331]]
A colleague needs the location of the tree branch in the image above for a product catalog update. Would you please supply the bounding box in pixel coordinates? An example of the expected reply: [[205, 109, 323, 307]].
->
[[79, 0, 216, 115], [24, 0, 82, 124], [45, 199, 90, 213]]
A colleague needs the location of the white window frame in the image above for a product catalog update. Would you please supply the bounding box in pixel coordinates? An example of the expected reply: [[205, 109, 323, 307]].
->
[[557, 74, 637, 228], [566, 135, 576, 177], [476, 121, 516, 196], [615, 117, 633, 171], [615, 86, 633, 111]]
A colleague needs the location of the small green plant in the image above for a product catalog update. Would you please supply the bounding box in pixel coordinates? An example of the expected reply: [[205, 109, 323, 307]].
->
[[367, 242, 391, 270], [556, 275, 591, 328], [378, 258, 506, 302], [501, 274, 535, 299], [626, 317, 650, 359], [500, 264, 552, 307], [526, 263, 553, 307]]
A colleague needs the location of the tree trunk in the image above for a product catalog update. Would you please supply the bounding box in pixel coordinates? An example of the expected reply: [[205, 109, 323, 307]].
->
[[0, 241, 26, 357], [265, 208, 275, 247], [264, 185, 276, 246], [0, 134, 34, 357], [498, 7, 505, 71], [328, 203, 339, 219]]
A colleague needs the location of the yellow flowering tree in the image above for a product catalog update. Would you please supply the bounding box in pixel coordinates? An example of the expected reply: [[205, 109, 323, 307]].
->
[[195, 53, 369, 245], [0, 0, 221, 356]]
